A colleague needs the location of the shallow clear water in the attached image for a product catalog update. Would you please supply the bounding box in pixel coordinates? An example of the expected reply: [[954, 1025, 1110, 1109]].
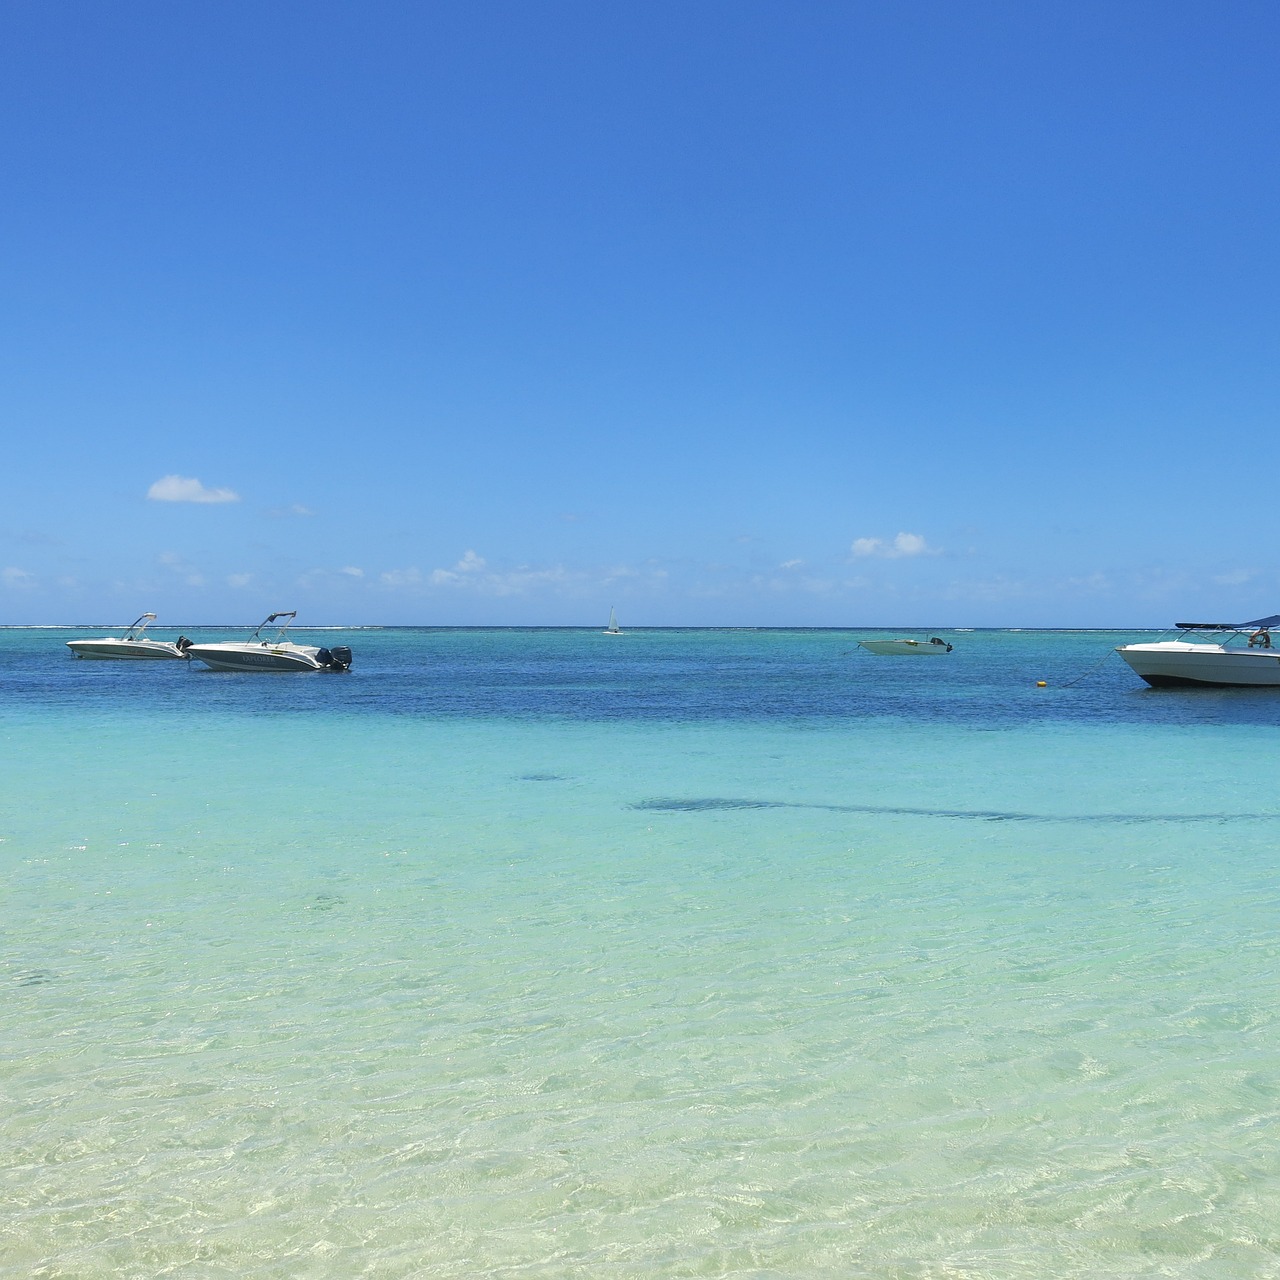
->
[[3, 627, 1279, 1277]]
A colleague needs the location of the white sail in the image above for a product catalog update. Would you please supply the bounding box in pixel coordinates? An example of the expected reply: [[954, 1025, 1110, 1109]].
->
[[604, 607, 621, 634]]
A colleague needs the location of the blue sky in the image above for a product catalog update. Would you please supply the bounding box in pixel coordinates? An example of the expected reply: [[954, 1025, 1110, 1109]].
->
[[2, 1, 1278, 626]]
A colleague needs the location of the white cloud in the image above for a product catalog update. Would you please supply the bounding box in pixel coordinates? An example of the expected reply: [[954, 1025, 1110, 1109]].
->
[[380, 568, 424, 589], [941, 574, 1029, 603], [429, 550, 488, 587], [157, 551, 205, 587], [850, 531, 935, 559], [428, 551, 597, 598], [299, 565, 367, 590], [1065, 572, 1111, 593], [483, 567, 574, 597], [381, 551, 665, 600], [779, 559, 804, 570], [227, 573, 253, 588], [761, 570, 834, 594], [268, 503, 314, 518], [2, 566, 34, 588], [147, 475, 240, 504]]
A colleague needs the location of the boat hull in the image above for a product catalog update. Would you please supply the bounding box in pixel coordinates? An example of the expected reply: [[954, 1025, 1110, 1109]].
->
[[859, 639, 951, 656], [66, 639, 186, 660], [1116, 641, 1280, 687], [186, 643, 323, 672]]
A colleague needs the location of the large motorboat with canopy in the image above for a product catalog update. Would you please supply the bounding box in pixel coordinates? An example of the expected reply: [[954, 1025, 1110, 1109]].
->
[[1116, 614, 1280, 687], [66, 613, 192, 660], [185, 612, 352, 673]]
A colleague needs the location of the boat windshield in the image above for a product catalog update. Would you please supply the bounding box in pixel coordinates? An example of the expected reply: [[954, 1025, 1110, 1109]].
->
[[248, 611, 298, 644], [123, 613, 157, 640]]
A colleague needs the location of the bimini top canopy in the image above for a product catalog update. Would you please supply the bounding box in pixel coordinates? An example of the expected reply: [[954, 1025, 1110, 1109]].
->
[[1176, 614, 1280, 632]]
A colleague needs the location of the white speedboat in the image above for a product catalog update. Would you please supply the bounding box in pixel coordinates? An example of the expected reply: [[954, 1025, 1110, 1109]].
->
[[66, 613, 192, 660], [185, 612, 352, 673], [859, 636, 953, 656], [1116, 615, 1280, 687]]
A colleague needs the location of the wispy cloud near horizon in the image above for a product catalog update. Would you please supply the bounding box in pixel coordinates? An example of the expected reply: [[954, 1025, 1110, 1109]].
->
[[850, 532, 935, 559], [375, 550, 668, 601], [157, 551, 205, 587]]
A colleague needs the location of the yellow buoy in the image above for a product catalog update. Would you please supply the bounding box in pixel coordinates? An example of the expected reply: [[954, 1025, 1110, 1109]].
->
[[1036, 680, 1047, 687]]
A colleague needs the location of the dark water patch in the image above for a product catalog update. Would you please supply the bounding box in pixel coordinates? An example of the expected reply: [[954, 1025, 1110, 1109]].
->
[[308, 893, 345, 911], [518, 773, 569, 782], [14, 968, 56, 987], [633, 798, 1268, 825], [638, 798, 789, 811]]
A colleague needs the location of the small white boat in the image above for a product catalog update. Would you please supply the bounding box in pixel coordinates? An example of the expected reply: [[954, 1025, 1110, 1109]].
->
[[66, 613, 192, 661], [1116, 615, 1280, 687], [185, 612, 352, 673], [859, 636, 953, 656], [603, 607, 622, 635]]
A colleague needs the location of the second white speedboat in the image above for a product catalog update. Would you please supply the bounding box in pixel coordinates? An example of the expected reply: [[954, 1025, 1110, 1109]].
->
[[66, 613, 192, 660], [185, 612, 352, 673], [1116, 615, 1280, 687], [859, 636, 953, 655]]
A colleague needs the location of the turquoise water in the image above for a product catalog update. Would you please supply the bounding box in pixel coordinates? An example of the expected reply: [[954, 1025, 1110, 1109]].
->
[[3, 627, 1280, 1277]]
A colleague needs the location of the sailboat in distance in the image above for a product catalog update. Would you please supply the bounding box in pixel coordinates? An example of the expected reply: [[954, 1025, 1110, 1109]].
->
[[604, 607, 622, 635]]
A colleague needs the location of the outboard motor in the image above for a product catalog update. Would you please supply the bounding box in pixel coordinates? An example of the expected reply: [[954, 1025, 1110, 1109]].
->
[[318, 645, 352, 672]]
